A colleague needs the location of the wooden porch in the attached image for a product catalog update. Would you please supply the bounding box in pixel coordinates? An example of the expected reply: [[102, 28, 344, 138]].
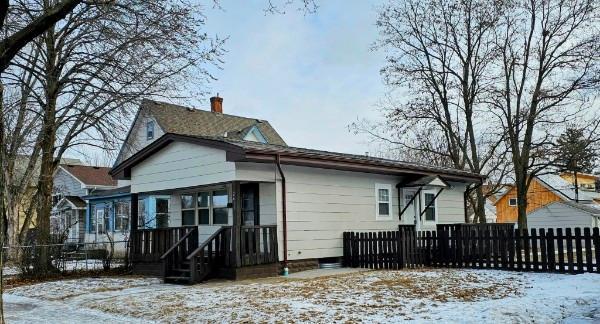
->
[[128, 180, 280, 283], [130, 225, 279, 283]]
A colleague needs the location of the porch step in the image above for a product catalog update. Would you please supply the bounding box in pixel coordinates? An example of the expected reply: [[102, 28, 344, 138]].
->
[[172, 268, 191, 273], [164, 276, 191, 284]]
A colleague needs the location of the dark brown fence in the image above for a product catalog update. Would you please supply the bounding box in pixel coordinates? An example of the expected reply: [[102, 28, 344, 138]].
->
[[343, 224, 600, 274]]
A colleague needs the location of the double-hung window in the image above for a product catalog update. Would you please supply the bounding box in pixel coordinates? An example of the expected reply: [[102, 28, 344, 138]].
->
[[181, 194, 196, 226], [146, 121, 154, 140], [197, 192, 210, 224], [375, 184, 393, 220], [115, 201, 130, 232], [212, 190, 229, 224], [424, 192, 437, 222]]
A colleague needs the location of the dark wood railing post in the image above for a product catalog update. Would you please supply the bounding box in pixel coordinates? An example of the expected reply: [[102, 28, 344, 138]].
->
[[129, 193, 139, 259], [232, 181, 242, 268]]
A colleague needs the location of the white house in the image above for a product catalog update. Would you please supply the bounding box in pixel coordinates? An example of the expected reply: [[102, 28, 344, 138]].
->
[[109, 97, 483, 279], [528, 200, 600, 229]]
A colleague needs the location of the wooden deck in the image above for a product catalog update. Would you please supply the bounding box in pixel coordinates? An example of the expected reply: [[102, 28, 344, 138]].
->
[[130, 225, 279, 283]]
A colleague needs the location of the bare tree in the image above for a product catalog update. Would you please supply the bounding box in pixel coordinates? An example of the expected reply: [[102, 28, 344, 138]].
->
[[368, 0, 511, 222], [2, 0, 224, 273], [490, 0, 600, 229]]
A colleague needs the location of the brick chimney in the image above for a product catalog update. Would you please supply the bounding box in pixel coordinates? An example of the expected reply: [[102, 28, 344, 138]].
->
[[210, 95, 223, 113]]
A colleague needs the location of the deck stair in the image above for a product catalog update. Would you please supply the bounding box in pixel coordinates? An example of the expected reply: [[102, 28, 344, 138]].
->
[[161, 226, 232, 284]]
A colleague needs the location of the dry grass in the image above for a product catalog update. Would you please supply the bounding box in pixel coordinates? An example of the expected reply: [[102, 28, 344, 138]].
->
[[81, 269, 524, 323]]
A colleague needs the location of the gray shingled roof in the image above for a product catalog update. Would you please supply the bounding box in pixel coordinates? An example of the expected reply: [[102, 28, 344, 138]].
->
[[142, 99, 287, 146], [219, 137, 483, 180]]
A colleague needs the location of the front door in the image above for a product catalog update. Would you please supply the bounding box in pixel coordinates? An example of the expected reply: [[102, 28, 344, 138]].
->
[[403, 189, 420, 229], [241, 183, 259, 226], [155, 198, 170, 228]]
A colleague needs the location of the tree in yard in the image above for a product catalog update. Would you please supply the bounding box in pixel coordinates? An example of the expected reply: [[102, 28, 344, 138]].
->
[[490, 0, 600, 229], [2, 0, 224, 273], [0, 1, 94, 258], [553, 126, 600, 201], [364, 0, 511, 223]]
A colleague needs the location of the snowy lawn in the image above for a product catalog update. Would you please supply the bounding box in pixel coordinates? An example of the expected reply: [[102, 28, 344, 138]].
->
[[3, 269, 600, 323]]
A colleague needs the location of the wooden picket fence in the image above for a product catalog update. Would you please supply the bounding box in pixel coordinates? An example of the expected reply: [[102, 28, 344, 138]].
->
[[343, 224, 600, 274]]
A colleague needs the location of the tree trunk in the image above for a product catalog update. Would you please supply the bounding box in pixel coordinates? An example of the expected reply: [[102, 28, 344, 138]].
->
[[574, 170, 579, 202], [515, 171, 528, 230], [474, 186, 487, 223], [0, 82, 5, 245], [5, 198, 20, 247], [35, 99, 57, 274]]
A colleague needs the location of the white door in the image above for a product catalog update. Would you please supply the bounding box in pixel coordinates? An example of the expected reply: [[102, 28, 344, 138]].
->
[[96, 208, 105, 239], [402, 189, 420, 229], [67, 210, 78, 242]]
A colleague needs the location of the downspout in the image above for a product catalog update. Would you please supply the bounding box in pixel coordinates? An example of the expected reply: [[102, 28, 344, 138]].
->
[[275, 154, 288, 272]]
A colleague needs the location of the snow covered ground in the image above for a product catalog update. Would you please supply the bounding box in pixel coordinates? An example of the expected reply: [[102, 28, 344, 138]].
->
[[3, 269, 600, 323]]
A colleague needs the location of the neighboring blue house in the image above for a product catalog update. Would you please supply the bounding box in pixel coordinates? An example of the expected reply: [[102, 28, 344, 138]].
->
[[84, 186, 132, 246], [84, 186, 173, 253], [52, 164, 118, 243]]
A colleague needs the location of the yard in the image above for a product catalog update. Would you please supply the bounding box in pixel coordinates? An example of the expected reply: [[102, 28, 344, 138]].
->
[[3, 268, 599, 323]]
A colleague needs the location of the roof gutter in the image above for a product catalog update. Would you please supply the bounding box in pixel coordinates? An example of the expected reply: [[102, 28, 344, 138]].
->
[[275, 154, 288, 269]]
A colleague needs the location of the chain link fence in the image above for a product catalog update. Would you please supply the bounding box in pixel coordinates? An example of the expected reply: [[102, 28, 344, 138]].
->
[[1, 240, 130, 278]]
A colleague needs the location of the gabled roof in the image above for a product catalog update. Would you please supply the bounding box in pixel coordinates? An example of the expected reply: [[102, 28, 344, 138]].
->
[[494, 174, 600, 205], [537, 174, 600, 201], [59, 164, 117, 187], [111, 133, 484, 183], [55, 196, 86, 209], [141, 99, 286, 146]]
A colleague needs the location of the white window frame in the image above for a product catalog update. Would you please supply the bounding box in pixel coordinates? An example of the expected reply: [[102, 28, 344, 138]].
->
[[375, 183, 393, 220], [422, 190, 438, 224], [96, 208, 106, 235], [114, 201, 130, 232], [508, 198, 517, 207]]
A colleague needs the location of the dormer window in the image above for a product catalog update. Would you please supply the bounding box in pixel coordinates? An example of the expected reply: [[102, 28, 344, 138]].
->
[[146, 121, 154, 140], [243, 125, 267, 143]]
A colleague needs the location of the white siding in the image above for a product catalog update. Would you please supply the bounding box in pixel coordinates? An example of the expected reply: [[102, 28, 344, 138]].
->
[[259, 183, 277, 225], [528, 202, 597, 229], [116, 113, 165, 165], [128, 147, 470, 260], [253, 164, 468, 261], [130, 142, 236, 193]]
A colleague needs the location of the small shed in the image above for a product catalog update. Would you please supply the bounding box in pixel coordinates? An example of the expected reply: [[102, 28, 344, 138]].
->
[[528, 200, 600, 229]]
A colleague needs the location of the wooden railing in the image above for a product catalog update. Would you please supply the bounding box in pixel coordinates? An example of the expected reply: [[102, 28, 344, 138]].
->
[[187, 226, 232, 282], [131, 227, 195, 263], [159, 227, 198, 279], [240, 225, 278, 266], [132, 225, 279, 282]]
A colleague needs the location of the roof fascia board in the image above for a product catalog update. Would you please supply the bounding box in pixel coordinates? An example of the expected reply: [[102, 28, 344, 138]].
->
[[243, 153, 482, 183]]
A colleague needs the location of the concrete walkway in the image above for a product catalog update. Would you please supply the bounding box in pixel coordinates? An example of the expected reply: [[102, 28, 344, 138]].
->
[[286, 267, 368, 279]]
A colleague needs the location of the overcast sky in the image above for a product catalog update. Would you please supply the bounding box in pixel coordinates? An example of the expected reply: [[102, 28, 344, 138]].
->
[[73, 1, 390, 165], [202, 1, 387, 154]]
